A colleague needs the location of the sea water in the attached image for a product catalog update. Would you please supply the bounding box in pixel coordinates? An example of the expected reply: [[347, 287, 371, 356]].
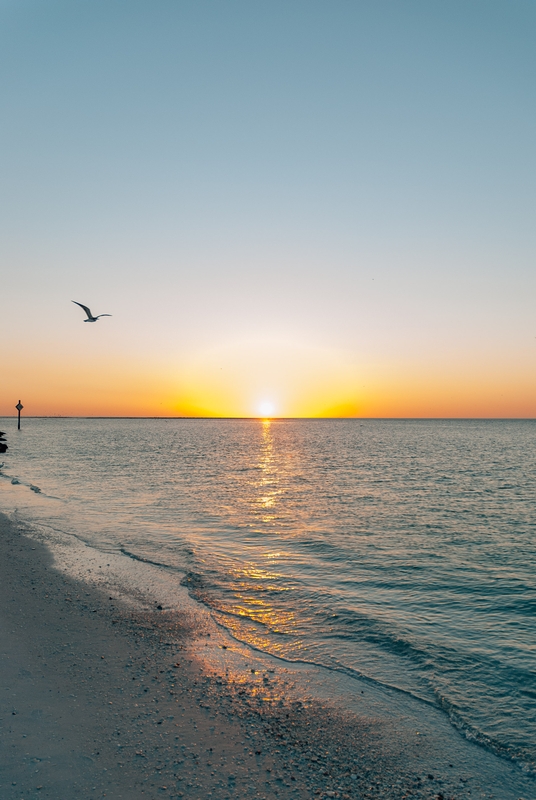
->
[[1, 418, 535, 775]]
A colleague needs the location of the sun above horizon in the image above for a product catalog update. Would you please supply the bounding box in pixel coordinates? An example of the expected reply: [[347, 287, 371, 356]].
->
[[258, 401, 275, 418]]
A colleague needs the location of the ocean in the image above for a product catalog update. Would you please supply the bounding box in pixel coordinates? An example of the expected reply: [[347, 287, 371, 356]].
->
[[1, 417, 535, 776]]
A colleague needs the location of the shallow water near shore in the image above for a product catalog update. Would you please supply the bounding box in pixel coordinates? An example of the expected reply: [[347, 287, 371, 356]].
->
[[1, 417, 535, 782]]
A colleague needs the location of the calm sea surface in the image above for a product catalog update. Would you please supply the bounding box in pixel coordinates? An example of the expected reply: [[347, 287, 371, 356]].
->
[[1, 418, 535, 771]]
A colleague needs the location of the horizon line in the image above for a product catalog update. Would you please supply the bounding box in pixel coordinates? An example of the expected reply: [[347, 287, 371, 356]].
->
[[0, 415, 535, 421]]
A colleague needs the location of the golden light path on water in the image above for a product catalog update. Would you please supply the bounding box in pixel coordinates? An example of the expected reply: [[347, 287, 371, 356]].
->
[[258, 419, 279, 518], [214, 419, 302, 652]]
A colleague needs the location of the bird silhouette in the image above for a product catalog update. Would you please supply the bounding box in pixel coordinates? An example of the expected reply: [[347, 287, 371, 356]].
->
[[72, 301, 112, 322]]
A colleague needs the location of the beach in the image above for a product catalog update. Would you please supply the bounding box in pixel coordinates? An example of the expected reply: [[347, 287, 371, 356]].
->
[[1, 511, 534, 800], [2, 0, 535, 793]]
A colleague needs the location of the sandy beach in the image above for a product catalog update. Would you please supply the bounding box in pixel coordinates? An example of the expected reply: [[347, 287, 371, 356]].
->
[[0, 511, 533, 800]]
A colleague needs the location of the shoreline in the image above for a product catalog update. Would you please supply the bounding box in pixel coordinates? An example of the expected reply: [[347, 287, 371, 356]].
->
[[1, 512, 534, 799]]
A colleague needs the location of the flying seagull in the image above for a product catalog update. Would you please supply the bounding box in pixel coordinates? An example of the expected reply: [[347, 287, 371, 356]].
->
[[72, 301, 112, 322]]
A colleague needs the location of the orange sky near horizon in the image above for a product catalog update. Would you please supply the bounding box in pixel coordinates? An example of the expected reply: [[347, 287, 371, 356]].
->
[[2, 340, 535, 419]]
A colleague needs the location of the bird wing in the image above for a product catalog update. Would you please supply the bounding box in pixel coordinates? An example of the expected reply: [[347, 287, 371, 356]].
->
[[72, 301, 93, 317], [96, 314, 112, 318]]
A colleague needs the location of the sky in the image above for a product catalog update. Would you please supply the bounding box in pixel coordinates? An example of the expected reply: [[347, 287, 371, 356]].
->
[[1, 0, 535, 418]]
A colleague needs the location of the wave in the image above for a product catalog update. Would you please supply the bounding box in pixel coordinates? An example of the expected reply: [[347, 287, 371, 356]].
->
[[182, 567, 536, 775]]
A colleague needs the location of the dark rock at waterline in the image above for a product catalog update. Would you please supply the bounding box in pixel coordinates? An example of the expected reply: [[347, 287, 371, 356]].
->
[[0, 443, 7, 453]]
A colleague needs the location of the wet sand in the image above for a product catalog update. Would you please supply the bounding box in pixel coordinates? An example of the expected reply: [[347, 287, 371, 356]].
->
[[0, 512, 533, 800]]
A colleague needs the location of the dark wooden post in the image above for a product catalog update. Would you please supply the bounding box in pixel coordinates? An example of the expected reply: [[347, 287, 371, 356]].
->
[[16, 401, 23, 430]]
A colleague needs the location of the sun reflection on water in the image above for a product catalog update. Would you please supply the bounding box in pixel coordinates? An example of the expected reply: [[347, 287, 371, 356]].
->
[[191, 419, 307, 660], [217, 420, 301, 645], [256, 419, 281, 521]]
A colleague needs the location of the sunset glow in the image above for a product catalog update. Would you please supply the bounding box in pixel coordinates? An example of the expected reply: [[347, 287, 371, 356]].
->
[[258, 402, 275, 418]]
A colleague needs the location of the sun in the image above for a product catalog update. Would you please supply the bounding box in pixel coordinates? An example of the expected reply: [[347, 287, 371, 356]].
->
[[258, 401, 275, 418]]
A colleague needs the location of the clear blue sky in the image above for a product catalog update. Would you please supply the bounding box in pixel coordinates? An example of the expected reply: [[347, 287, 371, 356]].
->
[[1, 0, 535, 416]]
